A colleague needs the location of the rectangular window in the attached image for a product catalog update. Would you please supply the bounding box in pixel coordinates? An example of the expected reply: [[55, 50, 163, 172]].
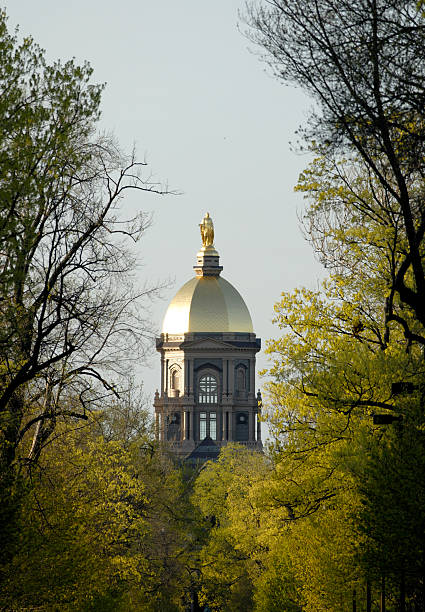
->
[[200, 412, 207, 439], [210, 412, 217, 440]]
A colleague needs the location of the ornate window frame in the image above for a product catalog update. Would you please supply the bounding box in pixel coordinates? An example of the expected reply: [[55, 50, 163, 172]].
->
[[236, 366, 247, 392], [169, 363, 182, 396], [197, 369, 219, 405]]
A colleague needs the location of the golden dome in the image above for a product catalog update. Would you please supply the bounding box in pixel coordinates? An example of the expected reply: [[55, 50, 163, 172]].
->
[[162, 275, 253, 334]]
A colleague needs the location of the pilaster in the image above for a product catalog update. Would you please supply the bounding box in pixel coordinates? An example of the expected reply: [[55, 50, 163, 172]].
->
[[160, 357, 165, 396], [228, 410, 233, 441], [249, 358, 255, 397], [228, 359, 235, 399], [223, 358, 228, 396]]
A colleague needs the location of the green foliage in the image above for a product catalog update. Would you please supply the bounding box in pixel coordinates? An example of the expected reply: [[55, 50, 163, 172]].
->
[[192, 446, 270, 611], [259, 253, 425, 608], [246, 0, 425, 345], [0, 395, 196, 611], [253, 550, 301, 612], [252, 149, 425, 606], [0, 8, 163, 475], [357, 415, 425, 599]]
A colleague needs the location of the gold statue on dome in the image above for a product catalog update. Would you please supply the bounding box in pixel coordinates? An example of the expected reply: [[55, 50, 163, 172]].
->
[[199, 212, 214, 247]]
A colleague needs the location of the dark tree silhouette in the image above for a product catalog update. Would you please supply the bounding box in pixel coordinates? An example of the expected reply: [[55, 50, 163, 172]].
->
[[245, 0, 425, 343]]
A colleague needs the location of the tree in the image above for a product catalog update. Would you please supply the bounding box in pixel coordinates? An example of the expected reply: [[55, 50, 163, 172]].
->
[[262, 230, 425, 604], [192, 442, 359, 611], [192, 445, 273, 611], [357, 414, 425, 610], [245, 0, 425, 344], [0, 10, 166, 474], [243, 8, 425, 601], [0, 390, 195, 611]]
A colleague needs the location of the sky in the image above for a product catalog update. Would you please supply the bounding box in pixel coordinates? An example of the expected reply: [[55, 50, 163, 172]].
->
[[5, 1, 323, 432]]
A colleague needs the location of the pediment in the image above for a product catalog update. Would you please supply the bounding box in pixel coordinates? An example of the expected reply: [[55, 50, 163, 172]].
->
[[182, 337, 236, 351]]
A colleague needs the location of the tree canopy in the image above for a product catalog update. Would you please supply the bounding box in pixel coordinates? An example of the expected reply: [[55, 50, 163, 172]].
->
[[0, 9, 165, 474], [245, 0, 425, 345]]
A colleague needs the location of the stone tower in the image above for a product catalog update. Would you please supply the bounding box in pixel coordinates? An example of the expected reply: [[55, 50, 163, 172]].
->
[[154, 213, 262, 459]]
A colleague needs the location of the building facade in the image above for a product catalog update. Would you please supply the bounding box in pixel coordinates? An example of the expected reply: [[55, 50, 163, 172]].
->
[[154, 213, 262, 459]]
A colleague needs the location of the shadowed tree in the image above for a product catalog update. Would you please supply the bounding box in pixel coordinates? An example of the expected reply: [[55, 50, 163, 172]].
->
[[245, 0, 425, 344], [0, 10, 167, 473]]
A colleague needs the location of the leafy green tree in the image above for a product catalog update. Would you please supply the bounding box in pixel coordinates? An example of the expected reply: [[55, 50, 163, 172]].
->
[[0, 390, 196, 611], [262, 252, 425, 607], [2, 423, 148, 610], [192, 441, 361, 610], [357, 401, 425, 609], [0, 12, 168, 580], [0, 9, 165, 476], [192, 446, 270, 611], [243, 3, 425, 606], [245, 0, 425, 343]]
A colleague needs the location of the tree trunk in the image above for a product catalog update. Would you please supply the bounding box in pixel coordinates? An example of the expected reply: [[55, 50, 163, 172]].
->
[[381, 575, 386, 612]]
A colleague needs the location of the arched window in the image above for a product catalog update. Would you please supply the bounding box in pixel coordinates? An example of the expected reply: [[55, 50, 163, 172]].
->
[[198, 375, 218, 404], [171, 369, 180, 390], [236, 368, 246, 391]]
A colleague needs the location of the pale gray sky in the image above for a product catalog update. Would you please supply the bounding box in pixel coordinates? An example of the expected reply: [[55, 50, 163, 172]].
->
[[5, 1, 323, 428]]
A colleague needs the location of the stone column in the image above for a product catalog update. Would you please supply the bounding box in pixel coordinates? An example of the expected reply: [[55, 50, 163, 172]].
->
[[160, 357, 165, 395], [222, 358, 228, 396], [184, 358, 189, 395], [249, 358, 255, 395], [184, 411, 190, 440], [159, 412, 165, 441], [165, 359, 169, 394], [228, 410, 233, 441], [188, 359, 194, 395], [228, 359, 235, 397]]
